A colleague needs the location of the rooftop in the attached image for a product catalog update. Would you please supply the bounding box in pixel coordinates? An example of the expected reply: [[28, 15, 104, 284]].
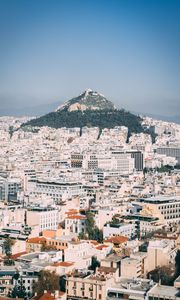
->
[[139, 195, 180, 204], [148, 284, 180, 298]]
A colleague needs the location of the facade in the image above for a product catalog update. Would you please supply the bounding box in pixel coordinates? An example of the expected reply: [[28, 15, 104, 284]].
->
[[145, 239, 177, 274], [26, 207, 58, 232], [147, 284, 180, 300], [107, 278, 154, 300], [156, 146, 180, 164], [121, 257, 142, 278], [28, 180, 84, 202], [0, 177, 21, 201], [139, 196, 180, 225], [66, 271, 114, 300], [103, 223, 136, 239], [65, 215, 86, 234]]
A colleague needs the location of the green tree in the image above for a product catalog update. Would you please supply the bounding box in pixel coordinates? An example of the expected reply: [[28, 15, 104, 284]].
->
[[9, 126, 14, 138], [147, 266, 174, 286], [41, 241, 56, 251], [78, 232, 87, 240], [33, 270, 59, 297], [85, 212, 103, 242], [88, 256, 100, 272], [11, 275, 27, 298], [111, 215, 121, 224], [59, 275, 66, 292], [174, 250, 180, 278], [3, 237, 15, 265]]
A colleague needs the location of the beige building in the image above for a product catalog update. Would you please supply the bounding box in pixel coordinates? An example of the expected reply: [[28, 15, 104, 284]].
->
[[26, 236, 46, 252], [66, 271, 115, 300], [45, 261, 75, 276], [121, 257, 142, 278], [145, 239, 177, 274], [139, 196, 180, 225]]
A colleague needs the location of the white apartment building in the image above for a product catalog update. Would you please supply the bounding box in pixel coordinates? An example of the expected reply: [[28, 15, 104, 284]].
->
[[111, 152, 135, 173], [139, 196, 180, 224], [65, 214, 86, 235], [103, 223, 136, 239], [64, 240, 93, 269], [26, 207, 58, 232], [27, 179, 84, 202]]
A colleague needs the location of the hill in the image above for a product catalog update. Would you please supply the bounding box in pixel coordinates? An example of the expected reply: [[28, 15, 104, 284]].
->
[[21, 89, 144, 136], [56, 89, 115, 111]]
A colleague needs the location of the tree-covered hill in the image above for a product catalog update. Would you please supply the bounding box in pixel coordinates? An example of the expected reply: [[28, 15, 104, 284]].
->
[[21, 108, 144, 135]]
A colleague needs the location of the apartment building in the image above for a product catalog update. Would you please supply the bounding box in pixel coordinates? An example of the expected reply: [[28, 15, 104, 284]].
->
[[103, 223, 136, 239], [28, 179, 84, 202], [138, 196, 180, 224], [66, 270, 115, 300], [147, 283, 180, 300], [65, 214, 86, 235], [107, 278, 154, 300], [0, 177, 22, 201], [26, 206, 58, 232], [121, 257, 142, 278], [156, 146, 180, 164], [145, 239, 177, 274]]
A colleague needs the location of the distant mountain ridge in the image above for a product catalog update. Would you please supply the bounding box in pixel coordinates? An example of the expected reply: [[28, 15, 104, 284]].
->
[[21, 89, 145, 137]]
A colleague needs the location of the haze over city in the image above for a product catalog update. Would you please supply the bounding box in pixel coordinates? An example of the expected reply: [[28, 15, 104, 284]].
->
[[0, 0, 180, 121]]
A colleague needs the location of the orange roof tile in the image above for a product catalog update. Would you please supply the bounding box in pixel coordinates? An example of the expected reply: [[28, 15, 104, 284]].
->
[[105, 236, 128, 244], [27, 237, 46, 244], [96, 245, 108, 250], [52, 261, 74, 267], [39, 293, 55, 300], [11, 251, 27, 259], [90, 240, 100, 245]]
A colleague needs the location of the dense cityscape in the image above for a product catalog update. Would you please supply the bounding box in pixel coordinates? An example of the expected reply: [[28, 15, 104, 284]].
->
[[1, 0, 180, 299], [0, 89, 179, 300]]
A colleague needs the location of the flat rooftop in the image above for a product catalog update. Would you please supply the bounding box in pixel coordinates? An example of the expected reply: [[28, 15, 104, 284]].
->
[[148, 284, 180, 298], [138, 195, 180, 204]]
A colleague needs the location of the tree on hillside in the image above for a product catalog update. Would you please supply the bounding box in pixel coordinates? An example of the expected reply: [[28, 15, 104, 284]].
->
[[33, 270, 59, 297], [88, 256, 100, 272], [147, 266, 174, 286], [3, 237, 15, 265], [11, 274, 27, 298], [85, 212, 103, 243], [174, 250, 180, 278]]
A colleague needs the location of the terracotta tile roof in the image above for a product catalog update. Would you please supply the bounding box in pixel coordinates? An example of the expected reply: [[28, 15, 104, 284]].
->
[[104, 236, 128, 244], [90, 240, 100, 245], [27, 237, 46, 244], [96, 245, 108, 250], [66, 215, 86, 220], [11, 251, 27, 259], [39, 293, 55, 300], [66, 209, 79, 216], [52, 261, 74, 267]]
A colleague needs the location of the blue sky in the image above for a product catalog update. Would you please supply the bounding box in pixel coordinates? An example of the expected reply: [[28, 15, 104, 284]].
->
[[0, 0, 180, 117]]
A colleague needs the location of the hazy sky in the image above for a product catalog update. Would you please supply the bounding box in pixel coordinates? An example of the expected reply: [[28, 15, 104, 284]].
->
[[0, 0, 180, 117]]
